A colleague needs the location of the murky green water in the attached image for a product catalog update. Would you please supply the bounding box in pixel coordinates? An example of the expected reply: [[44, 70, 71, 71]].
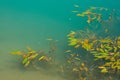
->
[[0, 0, 120, 80]]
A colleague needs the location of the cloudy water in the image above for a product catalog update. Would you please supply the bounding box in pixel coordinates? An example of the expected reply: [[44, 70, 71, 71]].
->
[[0, 0, 120, 80]]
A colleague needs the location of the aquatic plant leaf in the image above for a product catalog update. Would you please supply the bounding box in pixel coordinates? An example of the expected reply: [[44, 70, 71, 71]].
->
[[38, 56, 46, 61], [117, 41, 120, 46], [74, 57, 80, 60], [67, 60, 71, 64], [24, 61, 30, 67], [100, 44, 104, 48], [68, 38, 78, 46], [99, 48, 104, 53], [104, 49, 108, 53], [97, 14, 102, 21], [98, 66, 105, 69], [114, 47, 117, 52], [11, 51, 22, 55], [29, 54, 38, 60], [87, 15, 92, 24], [80, 77, 87, 80], [101, 68, 108, 73], [110, 57, 115, 61], [28, 51, 36, 54], [22, 58, 28, 64], [76, 13, 84, 17], [72, 68, 79, 72], [74, 44, 80, 48], [65, 50, 72, 53], [67, 31, 76, 37], [104, 62, 112, 66]]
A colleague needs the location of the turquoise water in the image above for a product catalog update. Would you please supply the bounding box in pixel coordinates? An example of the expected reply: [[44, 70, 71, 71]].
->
[[0, 0, 120, 80]]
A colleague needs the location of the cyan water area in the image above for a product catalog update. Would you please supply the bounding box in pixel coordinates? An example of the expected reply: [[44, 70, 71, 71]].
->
[[0, 0, 120, 80]]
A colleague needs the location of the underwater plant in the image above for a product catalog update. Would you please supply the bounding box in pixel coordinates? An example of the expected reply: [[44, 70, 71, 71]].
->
[[11, 46, 54, 69], [9, 4, 120, 80], [72, 6, 110, 24], [91, 37, 120, 74], [67, 29, 120, 74], [67, 29, 96, 51], [62, 51, 89, 80]]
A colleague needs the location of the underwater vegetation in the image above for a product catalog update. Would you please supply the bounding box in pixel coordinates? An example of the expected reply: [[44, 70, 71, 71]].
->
[[63, 51, 91, 80], [10, 6, 120, 80], [67, 30, 120, 74], [72, 6, 111, 24], [11, 46, 55, 69], [64, 6, 120, 80]]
